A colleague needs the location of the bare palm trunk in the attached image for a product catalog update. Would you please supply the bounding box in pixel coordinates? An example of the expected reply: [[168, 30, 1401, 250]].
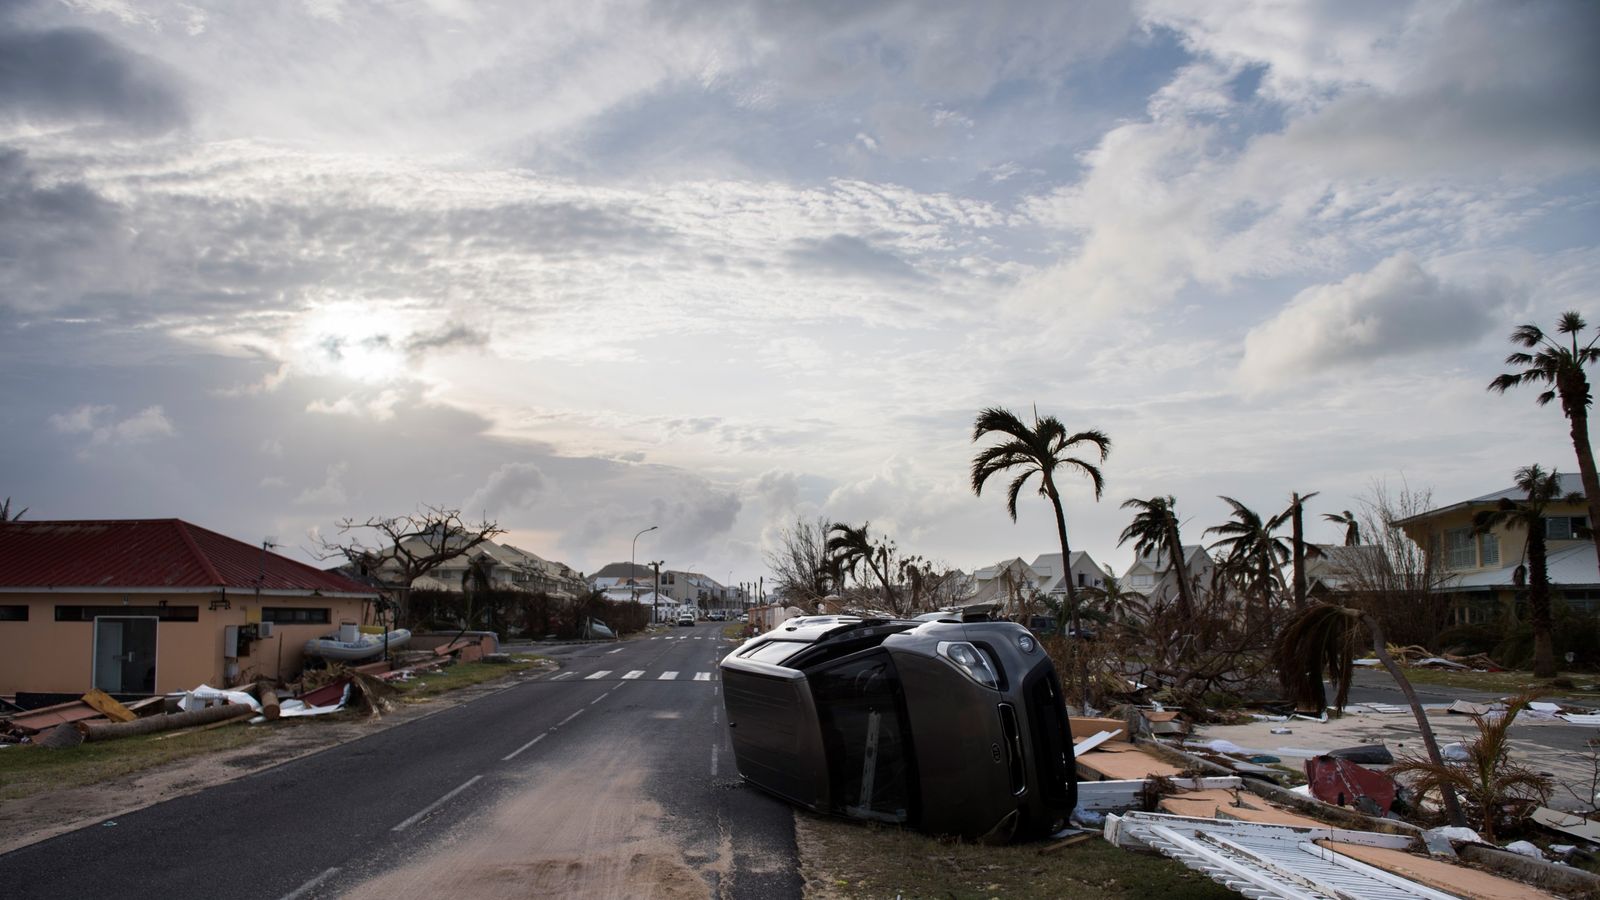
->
[[1528, 520, 1556, 679], [1365, 613, 1467, 827], [1045, 476, 1091, 714], [1167, 524, 1194, 621], [1292, 494, 1308, 609], [1563, 397, 1600, 580]]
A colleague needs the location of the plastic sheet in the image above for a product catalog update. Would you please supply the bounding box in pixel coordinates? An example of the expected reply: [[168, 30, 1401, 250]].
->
[[177, 684, 261, 713]]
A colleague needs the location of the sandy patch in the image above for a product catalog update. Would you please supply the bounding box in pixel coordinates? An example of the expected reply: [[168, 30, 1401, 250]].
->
[[342, 735, 718, 900]]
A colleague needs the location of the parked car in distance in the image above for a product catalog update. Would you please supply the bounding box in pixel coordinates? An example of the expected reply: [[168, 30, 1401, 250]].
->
[[677, 610, 697, 626], [707, 610, 725, 621], [719, 613, 1076, 843]]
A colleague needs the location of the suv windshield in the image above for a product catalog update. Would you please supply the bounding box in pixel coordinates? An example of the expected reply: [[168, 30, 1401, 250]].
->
[[808, 650, 917, 824]]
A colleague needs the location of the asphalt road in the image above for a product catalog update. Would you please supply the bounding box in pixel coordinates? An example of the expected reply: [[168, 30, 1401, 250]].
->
[[0, 622, 800, 899], [1346, 667, 1600, 755]]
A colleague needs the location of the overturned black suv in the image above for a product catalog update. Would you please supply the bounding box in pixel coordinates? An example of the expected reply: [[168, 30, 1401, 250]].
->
[[719, 613, 1077, 842]]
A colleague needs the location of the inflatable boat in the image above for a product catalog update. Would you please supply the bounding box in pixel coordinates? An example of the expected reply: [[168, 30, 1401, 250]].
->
[[303, 627, 411, 661]]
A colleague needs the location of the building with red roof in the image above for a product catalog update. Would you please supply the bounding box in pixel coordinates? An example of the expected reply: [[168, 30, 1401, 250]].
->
[[0, 519, 379, 695]]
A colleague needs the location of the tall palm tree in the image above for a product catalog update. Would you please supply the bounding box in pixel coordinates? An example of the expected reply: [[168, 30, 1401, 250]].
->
[[1489, 312, 1600, 576], [1283, 491, 1321, 609], [0, 498, 25, 521], [1274, 603, 1466, 827], [1118, 496, 1194, 620], [1204, 497, 1291, 614], [1323, 510, 1360, 546], [825, 522, 899, 610], [1474, 465, 1582, 678], [971, 406, 1110, 709]]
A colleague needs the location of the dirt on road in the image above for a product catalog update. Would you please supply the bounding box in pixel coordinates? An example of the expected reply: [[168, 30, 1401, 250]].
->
[[342, 732, 723, 900]]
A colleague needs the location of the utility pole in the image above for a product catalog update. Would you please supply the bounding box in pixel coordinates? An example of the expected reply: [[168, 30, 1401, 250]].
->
[[650, 560, 665, 624]]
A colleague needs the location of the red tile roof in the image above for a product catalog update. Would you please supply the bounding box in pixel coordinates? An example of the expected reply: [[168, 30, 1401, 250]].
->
[[0, 519, 378, 595]]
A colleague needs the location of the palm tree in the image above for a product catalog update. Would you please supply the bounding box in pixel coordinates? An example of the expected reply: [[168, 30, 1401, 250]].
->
[[1204, 497, 1290, 616], [1323, 510, 1360, 546], [1118, 496, 1194, 620], [1283, 491, 1321, 609], [826, 522, 899, 610], [971, 406, 1110, 710], [0, 497, 25, 521], [1388, 693, 1551, 841], [1488, 312, 1600, 577], [1081, 572, 1146, 626], [1474, 464, 1582, 678], [1274, 603, 1466, 827]]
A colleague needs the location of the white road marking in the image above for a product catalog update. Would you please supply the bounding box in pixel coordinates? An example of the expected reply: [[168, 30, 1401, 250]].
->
[[658, 671, 678, 680], [710, 743, 719, 777], [392, 775, 483, 832], [585, 670, 610, 680], [622, 670, 644, 680], [279, 867, 341, 900], [607, 647, 625, 654], [557, 709, 584, 727], [694, 672, 712, 682], [502, 733, 546, 761], [552, 672, 576, 681], [712, 705, 719, 725], [589, 691, 611, 706]]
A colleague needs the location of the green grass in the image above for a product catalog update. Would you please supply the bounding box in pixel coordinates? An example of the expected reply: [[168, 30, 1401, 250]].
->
[[395, 655, 542, 701], [799, 814, 1237, 899], [722, 622, 750, 641], [0, 725, 267, 800], [1378, 664, 1600, 698]]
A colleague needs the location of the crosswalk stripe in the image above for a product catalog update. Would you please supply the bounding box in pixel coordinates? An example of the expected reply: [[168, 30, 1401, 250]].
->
[[585, 670, 610, 680], [622, 670, 644, 680], [694, 672, 712, 682], [659, 671, 678, 680], [552, 672, 575, 680]]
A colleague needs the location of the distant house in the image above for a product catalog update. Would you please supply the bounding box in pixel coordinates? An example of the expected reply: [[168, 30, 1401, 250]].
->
[[968, 552, 1110, 620], [1121, 545, 1216, 606], [1397, 473, 1599, 624], [1028, 552, 1113, 597], [404, 538, 586, 599], [0, 519, 379, 695], [1302, 544, 1393, 598]]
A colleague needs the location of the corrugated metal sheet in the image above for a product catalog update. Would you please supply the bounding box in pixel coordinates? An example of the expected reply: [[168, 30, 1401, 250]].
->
[[0, 519, 376, 595]]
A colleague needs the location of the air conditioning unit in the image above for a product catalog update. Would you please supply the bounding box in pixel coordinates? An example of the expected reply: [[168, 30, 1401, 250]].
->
[[257, 621, 274, 639]]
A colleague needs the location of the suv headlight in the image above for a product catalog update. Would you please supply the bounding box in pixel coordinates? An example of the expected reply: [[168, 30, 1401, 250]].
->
[[936, 641, 999, 689]]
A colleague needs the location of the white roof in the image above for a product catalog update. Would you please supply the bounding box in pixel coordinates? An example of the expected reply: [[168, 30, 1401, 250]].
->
[[1452, 541, 1600, 590]]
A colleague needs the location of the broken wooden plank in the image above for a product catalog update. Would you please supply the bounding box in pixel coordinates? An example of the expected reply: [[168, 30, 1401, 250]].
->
[[1530, 806, 1600, 845], [1076, 776, 1242, 811], [1072, 728, 1122, 755], [1039, 831, 1095, 853], [80, 689, 137, 723]]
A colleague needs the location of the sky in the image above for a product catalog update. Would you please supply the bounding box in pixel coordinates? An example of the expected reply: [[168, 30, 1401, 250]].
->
[[2, 0, 1598, 588]]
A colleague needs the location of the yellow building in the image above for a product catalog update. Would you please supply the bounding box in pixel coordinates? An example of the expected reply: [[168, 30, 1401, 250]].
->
[[0, 519, 379, 696], [1397, 474, 1597, 624]]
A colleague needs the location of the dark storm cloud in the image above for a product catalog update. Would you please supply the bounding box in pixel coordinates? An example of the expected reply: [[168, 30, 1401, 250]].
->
[[0, 148, 126, 314], [404, 322, 490, 356], [0, 19, 188, 134]]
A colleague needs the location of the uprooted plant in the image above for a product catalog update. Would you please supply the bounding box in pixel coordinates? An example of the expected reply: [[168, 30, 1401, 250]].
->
[[1388, 692, 1553, 841]]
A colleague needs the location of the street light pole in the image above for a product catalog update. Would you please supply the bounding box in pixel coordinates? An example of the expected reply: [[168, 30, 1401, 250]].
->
[[631, 525, 658, 609]]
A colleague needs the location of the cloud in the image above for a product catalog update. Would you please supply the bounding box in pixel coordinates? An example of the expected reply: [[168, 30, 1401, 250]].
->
[[0, 20, 187, 135], [49, 403, 175, 447], [306, 389, 402, 421], [293, 462, 348, 506], [1237, 253, 1509, 389], [787, 233, 928, 283], [464, 461, 547, 516]]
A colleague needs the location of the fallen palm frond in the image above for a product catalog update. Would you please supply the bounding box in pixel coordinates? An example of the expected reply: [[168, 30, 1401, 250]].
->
[[1388, 691, 1552, 841], [1271, 603, 1361, 713]]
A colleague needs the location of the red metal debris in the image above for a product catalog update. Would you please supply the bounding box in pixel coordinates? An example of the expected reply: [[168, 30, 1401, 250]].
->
[[1305, 755, 1397, 815]]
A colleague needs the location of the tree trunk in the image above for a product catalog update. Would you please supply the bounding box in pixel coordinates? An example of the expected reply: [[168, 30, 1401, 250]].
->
[[82, 703, 254, 741], [1292, 494, 1308, 609], [1562, 392, 1600, 580], [1044, 475, 1091, 714], [1364, 613, 1468, 828], [1528, 520, 1557, 679], [1167, 521, 1194, 621]]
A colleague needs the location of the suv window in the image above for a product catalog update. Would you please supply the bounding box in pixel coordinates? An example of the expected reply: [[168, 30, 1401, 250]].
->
[[809, 650, 917, 824]]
